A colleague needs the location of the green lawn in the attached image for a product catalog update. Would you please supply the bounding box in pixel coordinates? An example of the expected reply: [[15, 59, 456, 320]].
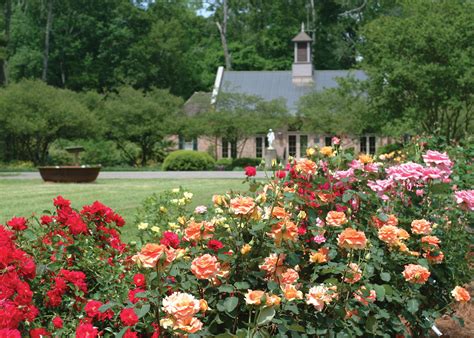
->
[[0, 179, 246, 241]]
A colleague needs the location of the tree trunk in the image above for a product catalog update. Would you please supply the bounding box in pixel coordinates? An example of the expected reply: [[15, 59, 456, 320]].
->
[[0, 0, 12, 85], [42, 0, 53, 82], [216, 0, 231, 70]]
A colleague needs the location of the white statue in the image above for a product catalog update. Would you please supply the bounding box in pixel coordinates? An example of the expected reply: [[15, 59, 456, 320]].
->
[[267, 129, 275, 149]]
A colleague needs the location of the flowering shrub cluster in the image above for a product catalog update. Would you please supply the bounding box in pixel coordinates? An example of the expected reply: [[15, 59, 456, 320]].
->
[[0, 139, 472, 337]]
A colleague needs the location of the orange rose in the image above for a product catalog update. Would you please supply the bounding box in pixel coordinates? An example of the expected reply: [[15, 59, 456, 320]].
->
[[353, 287, 376, 306], [326, 211, 348, 227], [294, 158, 318, 175], [358, 154, 373, 164], [371, 214, 398, 229], [132, 243, 176, 268], [244, 290, 265, 305], [212, 194, 228, 207], [451, 286, 471, 302], [184, 220, 215, 242], [421, 235, 440, 247], [317, 192, 336, 203], [281, 284, 303, 301], [344, 263, 362, 284], [411, 219, 432, 235], [271, 206, 289, 219], [402, 264, 430, 284], [337, 228, 367, 250], [259, 253, 286, 274], [279, 268, 299, 285], [265, 294, 281, 307], [378, 225, 401, 245], [175, 317, 203, 334], [230, 196, 256, 216], [423, 250, 444, 264], [191, 254, 220, 280], [319, 146, 334, 157], [162, 292, 200, 320], [309, 247, 329, 264], [268, 220, 298, 245], [199, 299, 208, 312]]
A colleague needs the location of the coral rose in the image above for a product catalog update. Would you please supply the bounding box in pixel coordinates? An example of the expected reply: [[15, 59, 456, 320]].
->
[[162, 292, 200, 320], [265, 294, 281, 307], [175, 317, 203, 334], [281, 284, 303, 301], [230, 196, 256, 216], [294, 158, 318, 175], [337, 228, 367, 250], [372, 214, 398, 229], [244, 290, 265, 305], [451, 286, 471, 302], [184, 221, 214, 242], [279, 268, 299, 285], [378, 225, 406, 245], [353, 287, 376, 306], [309, 247, 329, 264], [268, 220, 298, 245], [132, 244, 176, 269], [190, 254, 220, 280], [421, 235, 441, 247], [411, 219, 432, 235], [305, 284, 338, 311], [326, 211, 348, 227], [259, 253, 285, 275], [271, 206, 289, 219], [402, 264, 430, 284], [344, 263, 362, 284]]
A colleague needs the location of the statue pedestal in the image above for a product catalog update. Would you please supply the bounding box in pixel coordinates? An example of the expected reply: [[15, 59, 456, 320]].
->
[[265, 148, 277, 170]]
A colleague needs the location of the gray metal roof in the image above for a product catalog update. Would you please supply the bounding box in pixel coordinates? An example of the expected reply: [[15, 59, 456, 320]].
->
[[292, 31, 312, 42], [220, 70, 367, 113]]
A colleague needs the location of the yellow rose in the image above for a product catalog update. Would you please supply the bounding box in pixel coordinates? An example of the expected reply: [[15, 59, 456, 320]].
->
[[240, 244, 252, 255], [306, 147, 316, 156], [319, 146, 334, 157], [151, 226, 161, 233], [137, 222, 149, 230]]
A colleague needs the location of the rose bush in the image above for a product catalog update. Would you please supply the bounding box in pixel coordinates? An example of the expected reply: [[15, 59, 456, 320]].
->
[[0, 138, 472, 337]]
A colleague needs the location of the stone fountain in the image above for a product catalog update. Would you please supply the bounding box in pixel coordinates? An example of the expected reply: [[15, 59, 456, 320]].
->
[[38, 146, 101, 183]]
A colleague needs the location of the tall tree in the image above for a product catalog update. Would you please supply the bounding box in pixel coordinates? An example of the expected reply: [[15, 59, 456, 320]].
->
[[360, 2, 474, 141], [41, 0, 53, 82]]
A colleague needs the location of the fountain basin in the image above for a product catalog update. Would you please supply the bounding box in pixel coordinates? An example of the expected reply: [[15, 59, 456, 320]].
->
[[38, 166, 101, 183]]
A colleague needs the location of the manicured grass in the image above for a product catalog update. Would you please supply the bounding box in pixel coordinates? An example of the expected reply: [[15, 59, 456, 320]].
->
[[0, 179, 246, 241]]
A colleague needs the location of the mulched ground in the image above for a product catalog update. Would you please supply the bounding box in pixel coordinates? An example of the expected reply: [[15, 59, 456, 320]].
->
[[434, 282, 474, 337]]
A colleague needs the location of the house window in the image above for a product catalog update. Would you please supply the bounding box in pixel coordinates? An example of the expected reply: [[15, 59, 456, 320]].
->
[[360, 136, 376, 155], [360, 136, 367, 154], [288, 135, 297, 157], [179, 136, 197, 150], [300, 135, 308, 157], [325, 137, 332, 147], [297, 42, 308, 62], [222, 138, 237, 158], [369, 136, 376, 155], [313, 136, 320, 146], [256, 137, 263, 158], [222, 138, 229, 158]]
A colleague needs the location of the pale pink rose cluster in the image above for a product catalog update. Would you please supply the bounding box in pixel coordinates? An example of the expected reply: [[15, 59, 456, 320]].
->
[[367, 178, 396, 200], [454, 190, 474, 211], [333, 168, 356, 182], [349, 160, 380, 173], [161, 292, 206, 334], [305, 284, 338, 311]]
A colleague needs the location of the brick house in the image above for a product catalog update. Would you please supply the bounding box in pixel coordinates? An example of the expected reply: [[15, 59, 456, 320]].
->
[[179, 28, 392, 160]]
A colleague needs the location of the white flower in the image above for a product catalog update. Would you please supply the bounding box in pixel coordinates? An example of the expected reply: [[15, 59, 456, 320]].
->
[[194, 205, 208, 214]]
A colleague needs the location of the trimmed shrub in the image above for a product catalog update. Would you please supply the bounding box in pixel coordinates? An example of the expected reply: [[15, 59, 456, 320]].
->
[[215, 158, 233, 171], [162, 150, 215, 171], [231, 157, 261, 168]]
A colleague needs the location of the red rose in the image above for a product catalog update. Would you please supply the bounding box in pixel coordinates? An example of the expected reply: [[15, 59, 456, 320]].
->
[[275, 170, 287, 179], [120, 308, 139, 326], [52, 316, 63, 329], [160, 231, 180, 249], [133, 273, 146, 287], [244, 166, 257, 177], [76, 323, 98, 338], [207, 239, 224, 252], [7, 217, 27, 231], [128, 288, 146, 304], [123, 329, 138, 338], [84, 300, 103, 318], [30, 328, 51, 338]]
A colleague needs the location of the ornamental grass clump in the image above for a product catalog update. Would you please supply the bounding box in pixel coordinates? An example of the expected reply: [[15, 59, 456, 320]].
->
[[0, 139, 472, 337]]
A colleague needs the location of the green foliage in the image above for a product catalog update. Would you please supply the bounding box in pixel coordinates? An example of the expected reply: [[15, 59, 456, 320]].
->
[[360, 1, 474, 141], [215, 158, 233, 171], [162, 150, 215, 171], [231, 157, 261, 169], [102, 86, 183, 166], [298, 76, 371, 135], [0, 79, 97, 165]]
